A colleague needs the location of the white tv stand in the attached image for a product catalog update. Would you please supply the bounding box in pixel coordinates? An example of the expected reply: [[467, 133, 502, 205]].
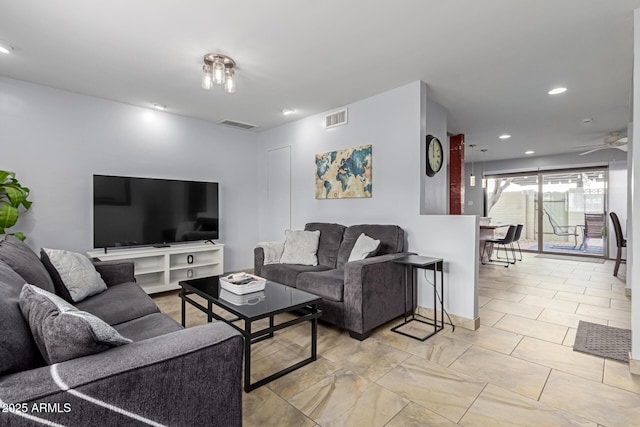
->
[[87, 242, 224, 294]]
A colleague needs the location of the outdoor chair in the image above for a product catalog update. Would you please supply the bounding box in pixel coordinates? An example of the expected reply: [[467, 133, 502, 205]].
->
[[481, 225, 518, 267], [579, 213, 605, 251], [543, 207, 579, 247], [609, 212, 627, 277]]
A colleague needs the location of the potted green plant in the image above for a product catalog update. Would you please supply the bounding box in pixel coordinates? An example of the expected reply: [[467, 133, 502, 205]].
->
[[0, 170, 32, 241]]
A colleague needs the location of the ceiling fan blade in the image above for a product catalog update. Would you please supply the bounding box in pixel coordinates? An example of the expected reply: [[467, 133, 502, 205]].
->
[[615, 144, 628, 152], [573, 143, 607, 149], [579, 147, 607, 156]]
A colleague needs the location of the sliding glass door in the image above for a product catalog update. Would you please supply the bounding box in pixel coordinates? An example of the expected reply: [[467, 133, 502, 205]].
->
[[486, 167, 607, 257]]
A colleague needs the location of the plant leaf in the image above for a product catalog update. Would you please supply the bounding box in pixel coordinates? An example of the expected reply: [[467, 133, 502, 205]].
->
[[0, 202, 19, 230], [9, 232, 26, 241], [0, 170, 15, 184]]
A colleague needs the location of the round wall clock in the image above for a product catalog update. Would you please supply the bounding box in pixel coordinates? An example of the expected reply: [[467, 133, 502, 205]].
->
[[426, 135, 443, 177]]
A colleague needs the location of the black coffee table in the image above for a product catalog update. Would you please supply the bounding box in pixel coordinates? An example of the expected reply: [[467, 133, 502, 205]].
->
[[179, 276, 322, 392]]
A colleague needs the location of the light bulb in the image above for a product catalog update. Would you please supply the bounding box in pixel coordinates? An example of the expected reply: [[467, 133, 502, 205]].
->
[[201, 64, 214, 90], [470, 175, 476, 187], [224, 68, 236, 93], [213, 58, 226, 85]]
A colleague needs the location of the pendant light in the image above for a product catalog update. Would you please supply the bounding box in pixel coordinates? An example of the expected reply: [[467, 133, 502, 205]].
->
[[469, 144, 476, 187], [481, 148, 488, 189]]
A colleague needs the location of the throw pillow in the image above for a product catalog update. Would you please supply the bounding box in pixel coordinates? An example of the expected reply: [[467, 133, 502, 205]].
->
[[279, 230, 321, 266], [348, 233, 381, 262], [0, 236, 56, 293], [41, 248, 107, 303], [256, 241, 285, 265], [19, 284, 131, 364]]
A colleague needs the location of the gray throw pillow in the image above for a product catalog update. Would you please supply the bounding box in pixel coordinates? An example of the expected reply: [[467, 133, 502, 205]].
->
[[0, 236, 56, 293], [348, 233, 381, 262], [279, 230, 321, 266], [19, 284, 132, 364], [41, 248, 107, 302]]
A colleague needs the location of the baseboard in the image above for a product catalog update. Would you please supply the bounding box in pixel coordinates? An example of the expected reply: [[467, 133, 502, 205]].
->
[[629, 355, 640, 375], [415, 306, 480, 331]]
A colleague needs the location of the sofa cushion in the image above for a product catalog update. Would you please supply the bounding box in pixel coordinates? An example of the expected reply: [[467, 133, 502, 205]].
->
[[337, 225, 404, 269], [19, 284, 132, 364], [0, 236, 55, 293], [41, 248, 107, 302], [348, 233, 380, 262], [113, 313, 183, 342], [74, 282, 160, 325], [280, 229, 321, 266], [0, 261, 45, 375], [297, 269, 345, 302], [305, 222, 346, 268], [260, 264, 331, 288]]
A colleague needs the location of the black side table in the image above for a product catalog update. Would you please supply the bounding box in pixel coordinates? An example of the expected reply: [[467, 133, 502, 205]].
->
[[391, 255, 444, 341]]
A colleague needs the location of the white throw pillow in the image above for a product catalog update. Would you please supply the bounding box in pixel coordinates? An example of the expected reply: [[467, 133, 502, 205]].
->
[[348, 233, 381, 262], [256, 241, 285, 265], [279, 230, 321, 266], [41, 248, 107, 302]]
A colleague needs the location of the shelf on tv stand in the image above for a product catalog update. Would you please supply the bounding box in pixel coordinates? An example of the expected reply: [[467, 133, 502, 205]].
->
[[87, 242, 224, 294]]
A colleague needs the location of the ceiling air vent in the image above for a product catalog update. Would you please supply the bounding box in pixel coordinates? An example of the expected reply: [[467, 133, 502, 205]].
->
[[216, 119, 258, 130], [325, 108, 348, 129]]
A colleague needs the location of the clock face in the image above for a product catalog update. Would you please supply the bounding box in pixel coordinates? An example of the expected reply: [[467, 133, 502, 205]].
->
[[426, 135, 443, 177]]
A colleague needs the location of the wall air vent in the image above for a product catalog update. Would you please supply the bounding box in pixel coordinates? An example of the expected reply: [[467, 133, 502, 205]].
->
[[216, 119, 258, 130], [325, 108, 348, 129]]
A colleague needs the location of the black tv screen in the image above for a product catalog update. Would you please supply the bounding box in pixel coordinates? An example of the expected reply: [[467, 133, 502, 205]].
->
[[93, 175, 219, 248]]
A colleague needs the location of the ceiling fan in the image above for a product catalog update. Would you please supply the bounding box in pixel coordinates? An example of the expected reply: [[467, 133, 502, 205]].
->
[[575, 132, 628, 156]]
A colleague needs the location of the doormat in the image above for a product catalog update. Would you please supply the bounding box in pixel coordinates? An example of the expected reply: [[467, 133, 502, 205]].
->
[[573, 321, 631, 362], [535, 254, 605, 264]]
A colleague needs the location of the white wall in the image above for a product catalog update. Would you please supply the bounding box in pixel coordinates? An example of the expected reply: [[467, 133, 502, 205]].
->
[[0, 76, 259, 271], [630, 9, 640, 362], [258, 81, 478, 321]]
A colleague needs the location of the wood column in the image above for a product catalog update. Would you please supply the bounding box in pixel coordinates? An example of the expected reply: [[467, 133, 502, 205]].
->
[[449, 134, 465, 214]]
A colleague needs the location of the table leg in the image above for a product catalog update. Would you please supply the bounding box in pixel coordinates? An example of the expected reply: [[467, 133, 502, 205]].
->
[[208, 301, 213, 323], [311, 304, 318, 361], [180, 290, 186, 327], [244, 320, 251, 393]]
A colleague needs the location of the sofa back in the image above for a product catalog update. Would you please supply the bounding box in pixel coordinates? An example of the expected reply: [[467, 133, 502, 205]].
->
[[305, 222, 346, 268], [336, 224, 404, 269]]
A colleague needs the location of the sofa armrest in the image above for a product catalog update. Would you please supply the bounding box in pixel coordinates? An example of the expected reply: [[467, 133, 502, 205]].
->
[[92, 260, 135, 287], [0, 322, 243, 427], [343, 253, 410, 335], [254, 247, 265, 277]]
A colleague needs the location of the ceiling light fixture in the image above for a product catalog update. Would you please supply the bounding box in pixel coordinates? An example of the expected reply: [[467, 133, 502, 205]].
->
[[499, 134, 511, 140], [282, 109, 296, 116], [0, 44, 13, 54], [525, 150, 535, 155], [202, 53, 236, 93], [152, 103, 166, 110], [469, 144, 476, 187], [548, 87, 567, 95]]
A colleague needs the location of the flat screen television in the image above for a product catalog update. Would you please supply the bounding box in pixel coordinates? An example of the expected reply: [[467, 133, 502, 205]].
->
[[93, 175, 219, 249]]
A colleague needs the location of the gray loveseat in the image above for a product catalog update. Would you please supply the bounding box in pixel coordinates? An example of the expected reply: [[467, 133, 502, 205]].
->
[[0, 237, 243, 427], [255, 223, 408, 340]]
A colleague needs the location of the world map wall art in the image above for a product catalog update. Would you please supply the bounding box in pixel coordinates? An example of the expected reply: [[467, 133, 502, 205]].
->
[[315, 144, 372, 199]]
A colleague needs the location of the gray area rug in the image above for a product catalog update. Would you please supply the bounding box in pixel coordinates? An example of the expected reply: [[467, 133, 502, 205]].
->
[[573, 321, 631, 362], [535, 254, 605, 264]]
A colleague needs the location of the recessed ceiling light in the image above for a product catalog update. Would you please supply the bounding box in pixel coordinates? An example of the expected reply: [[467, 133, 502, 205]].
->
[[0, 44, 13, 54], [548, 87, 567, 95], [152, 103, 166, 110], [582, 118, 593, 125], [499, 134, 511, 140], [282, 109, 296, 116], [525, 150, 535, 155]]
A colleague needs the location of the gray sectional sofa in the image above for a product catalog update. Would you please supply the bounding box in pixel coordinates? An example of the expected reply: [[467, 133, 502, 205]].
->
[[255, 223, 408, 340], [0, 237, 243, 427]]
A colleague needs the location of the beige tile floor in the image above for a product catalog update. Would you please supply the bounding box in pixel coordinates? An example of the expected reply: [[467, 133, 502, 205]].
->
[[153, 253, 636, 426]]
